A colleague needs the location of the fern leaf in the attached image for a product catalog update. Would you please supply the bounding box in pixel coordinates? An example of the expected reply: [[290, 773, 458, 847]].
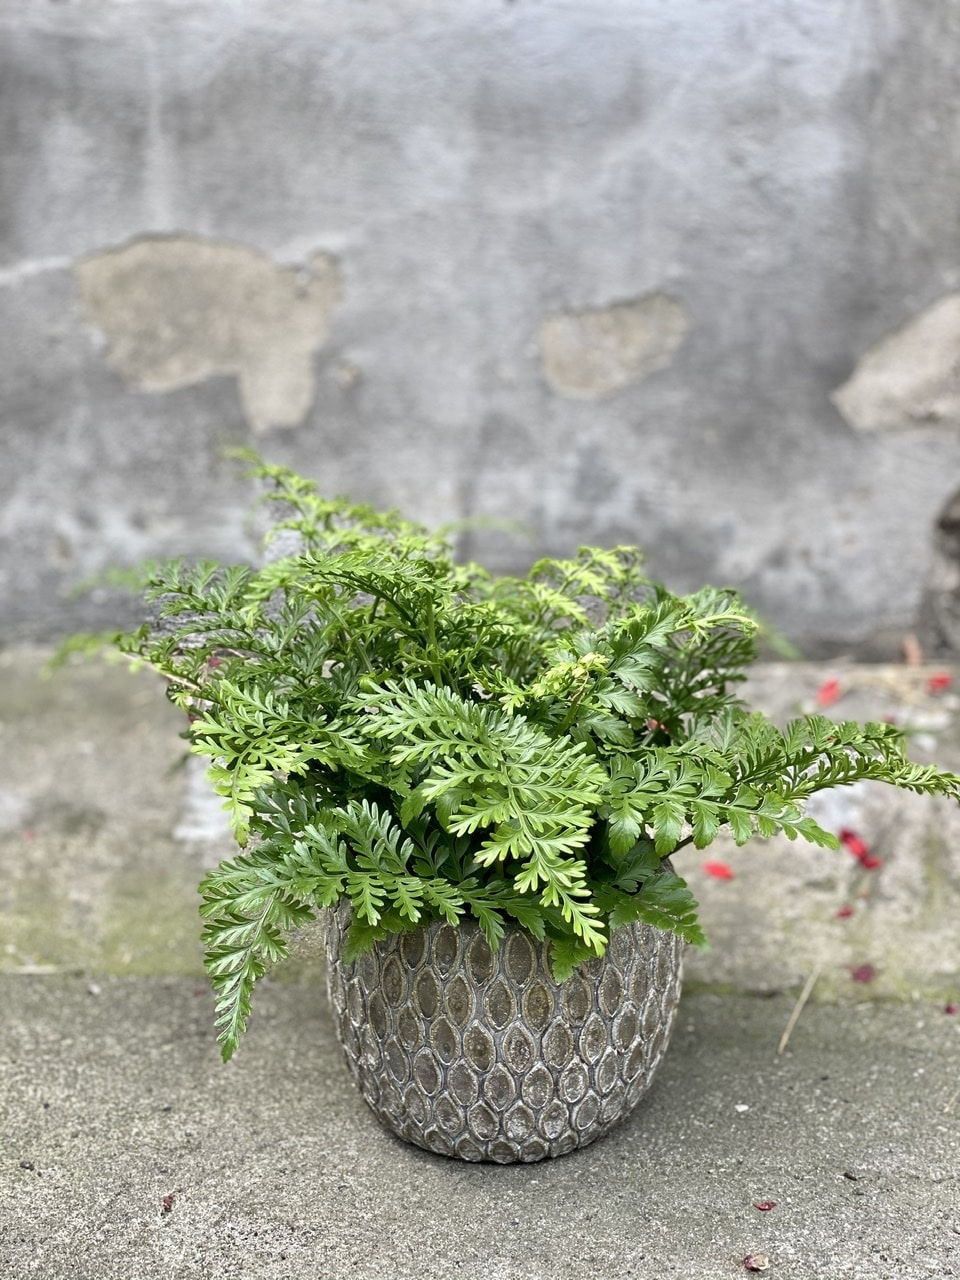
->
[[630, 863, 706, 947]]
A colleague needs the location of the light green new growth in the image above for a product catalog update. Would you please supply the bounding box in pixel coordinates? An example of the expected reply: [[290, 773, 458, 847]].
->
[[109, 453, 960, 1060]]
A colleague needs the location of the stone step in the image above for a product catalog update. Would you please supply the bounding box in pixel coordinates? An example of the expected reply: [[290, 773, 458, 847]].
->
[[2, 648, 958, 1004]]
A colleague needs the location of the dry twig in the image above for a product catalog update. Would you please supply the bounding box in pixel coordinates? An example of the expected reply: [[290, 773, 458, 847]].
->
[[777, 965, 822, 1055]]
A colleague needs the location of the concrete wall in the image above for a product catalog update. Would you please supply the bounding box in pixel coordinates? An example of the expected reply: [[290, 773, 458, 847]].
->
[[4, 0, 960, 650]]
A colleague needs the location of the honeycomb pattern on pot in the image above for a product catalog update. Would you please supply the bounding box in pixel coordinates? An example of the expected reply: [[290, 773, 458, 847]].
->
[[323, 904, 683, 1164]]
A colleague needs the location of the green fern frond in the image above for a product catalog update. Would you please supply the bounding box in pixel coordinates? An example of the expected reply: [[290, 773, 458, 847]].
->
[[98, 452, 960, 1057]]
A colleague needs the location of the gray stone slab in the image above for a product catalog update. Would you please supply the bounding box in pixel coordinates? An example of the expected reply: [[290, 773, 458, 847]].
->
[[2, 978, 958, 1280]]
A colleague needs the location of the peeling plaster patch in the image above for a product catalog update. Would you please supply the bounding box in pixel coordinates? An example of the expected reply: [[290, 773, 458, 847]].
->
[[74, 237, 342, 433], [831, 294, 960, 432], [539, 294, 690, 399]]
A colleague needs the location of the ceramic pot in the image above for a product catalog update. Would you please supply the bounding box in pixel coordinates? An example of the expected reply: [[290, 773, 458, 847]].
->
[[323, 903, 683, 1163]]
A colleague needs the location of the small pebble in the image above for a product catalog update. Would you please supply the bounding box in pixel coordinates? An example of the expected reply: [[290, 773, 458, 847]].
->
[[744, 1253, 771, 1272]]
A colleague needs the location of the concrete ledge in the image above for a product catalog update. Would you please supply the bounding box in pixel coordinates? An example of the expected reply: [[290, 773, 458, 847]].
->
[[0, 648, 214, 978], [2, 648, 958, 1004], [683, 663, 960, 1003]]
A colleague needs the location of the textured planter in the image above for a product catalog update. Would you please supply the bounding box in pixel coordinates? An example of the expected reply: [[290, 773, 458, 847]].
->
[[323, 904, 683, 1163]]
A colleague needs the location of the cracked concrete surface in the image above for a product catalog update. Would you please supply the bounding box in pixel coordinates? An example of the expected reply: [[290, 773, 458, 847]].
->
[[2, 647, 960, 1278], [4, 979, 959, 1280]]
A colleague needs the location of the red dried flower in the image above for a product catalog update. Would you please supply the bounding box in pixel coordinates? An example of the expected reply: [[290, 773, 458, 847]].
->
[[815, 677, 842, 707], [928, 672, 952, 694], [850, 963, 876, 983], [703, 860, 734, 880], [836, 904, 855, 919], [839, 828, 868, 859], [753, 1200, 777, 1211], [945, 1002, 959, 1016], [839, 829, 881, 870]]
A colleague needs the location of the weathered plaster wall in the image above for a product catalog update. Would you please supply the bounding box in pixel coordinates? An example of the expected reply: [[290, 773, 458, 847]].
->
[[3, 0, 960, 649]]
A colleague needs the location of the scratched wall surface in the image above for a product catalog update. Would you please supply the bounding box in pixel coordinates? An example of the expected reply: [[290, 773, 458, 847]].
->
[[3, 1, 960, 650]]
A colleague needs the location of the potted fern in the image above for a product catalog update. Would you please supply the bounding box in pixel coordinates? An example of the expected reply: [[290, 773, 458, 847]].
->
[[109, 455, 960, 1163]]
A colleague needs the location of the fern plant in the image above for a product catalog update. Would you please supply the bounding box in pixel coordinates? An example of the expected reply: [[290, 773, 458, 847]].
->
[[106, 454, 960, 1060]]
